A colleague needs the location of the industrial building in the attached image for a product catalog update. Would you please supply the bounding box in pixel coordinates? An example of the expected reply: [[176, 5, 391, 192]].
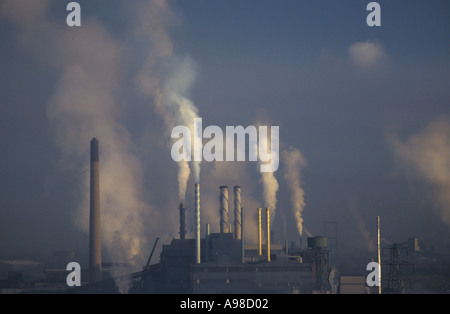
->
[[0, 138, 371, 294], [137, 179, 337, 294], [2, 138, 449, 294], [142, 232, 329, 294]]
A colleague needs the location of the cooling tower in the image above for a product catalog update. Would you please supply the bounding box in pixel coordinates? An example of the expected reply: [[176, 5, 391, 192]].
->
[[89, 138, 102, 283]]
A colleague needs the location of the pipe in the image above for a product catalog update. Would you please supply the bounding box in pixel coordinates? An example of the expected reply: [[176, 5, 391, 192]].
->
[[241, 207, 245, 264], [257, 208, 262, 256], [179, 203, 186, 240], [234, 186, 241, 239], [219, 186, 229, 233], [195, 183, 200, 264], [89, 138, 102, 283], [205, 223, 210, 263], [266, 207, 271, 262], [377, 216, 381, 294]]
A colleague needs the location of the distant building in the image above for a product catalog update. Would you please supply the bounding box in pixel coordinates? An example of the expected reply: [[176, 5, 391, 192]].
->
[[0, 260, 46, 291]]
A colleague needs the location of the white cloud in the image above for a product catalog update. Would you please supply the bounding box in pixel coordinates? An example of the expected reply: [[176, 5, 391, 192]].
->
[[348, 41, 386, 69]]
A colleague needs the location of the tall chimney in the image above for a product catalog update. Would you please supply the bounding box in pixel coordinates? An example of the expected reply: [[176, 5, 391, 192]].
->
[[377, 216, 382, 294], [195, 183, 201, 264], [179, 203, 186, 240], [266, 207, 271, 262], [257, 208, 262, 256], [241, 207, 245, 264], [89, 138, 101, 283], [219, 186, 229, 234], [205, 223, 210, 263], [234, 186, 241, 239]]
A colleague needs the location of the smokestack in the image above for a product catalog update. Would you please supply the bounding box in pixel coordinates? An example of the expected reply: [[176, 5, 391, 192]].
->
[[257, 208, 262, 256], [377, 216, 382, 294], [205, 223, 210, 263], [266, 207, 271, 262], [219, 186, 229, 233], [195, 183, 200, 264], [89, 138, 101, 283], [179, 203, 186, 240], [234, 186, 242, 239], [241, 207, 245, 264]]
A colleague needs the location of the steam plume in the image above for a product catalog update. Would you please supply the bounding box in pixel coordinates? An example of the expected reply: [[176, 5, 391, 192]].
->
[[133, 1, 201, 200], [163, 58, 201, 186], [1, 1, 152, 289], [388, 116, 450, 225], [348, 200, 376, 252], [256, 125, 279, 220], [281, 147, 308, 236]]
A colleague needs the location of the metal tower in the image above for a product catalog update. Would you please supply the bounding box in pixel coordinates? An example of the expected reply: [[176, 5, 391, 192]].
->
[[382, 243, 413, 294]]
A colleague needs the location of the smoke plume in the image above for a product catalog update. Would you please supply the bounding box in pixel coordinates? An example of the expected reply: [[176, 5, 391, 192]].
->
[[281, 147, 308, 237], [163, 57, 201, 186], [347, 200, 376, 252], [133, 1, 201, 201], [255, 125, 279, 221], [388, 116, 450, 225], [1, 0, 154, 289]]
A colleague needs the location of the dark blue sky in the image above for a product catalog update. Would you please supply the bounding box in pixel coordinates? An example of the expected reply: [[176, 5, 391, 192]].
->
[[0, 1, 449, 263]]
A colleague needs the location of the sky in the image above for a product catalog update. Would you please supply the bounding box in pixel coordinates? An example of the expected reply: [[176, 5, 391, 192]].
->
[[0, 0, 449, 270]]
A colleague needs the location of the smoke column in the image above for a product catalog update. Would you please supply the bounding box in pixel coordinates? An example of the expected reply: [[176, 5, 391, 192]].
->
[[256, 126, 279, 221], [260, 171, 278, 219], [281, 147, 308, 237], [388, 116, 450, 225], [133, 1, 201, 201], [0, 1, 158, 292], [162, 58, 201, 188], [348, 200, 376, 252]]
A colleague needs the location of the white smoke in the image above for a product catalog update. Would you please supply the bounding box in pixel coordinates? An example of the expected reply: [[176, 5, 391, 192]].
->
[[388, 116, 450, 225], [303, 228, 313, 238], [260, 171, 279, 217], [281, 147, 308, 237], [255, 125, 279, 221], [347, 200, 376, 252], [163, 57, 201, 186], [133, 1, 201, 199], [1, 0, 155, 289]]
